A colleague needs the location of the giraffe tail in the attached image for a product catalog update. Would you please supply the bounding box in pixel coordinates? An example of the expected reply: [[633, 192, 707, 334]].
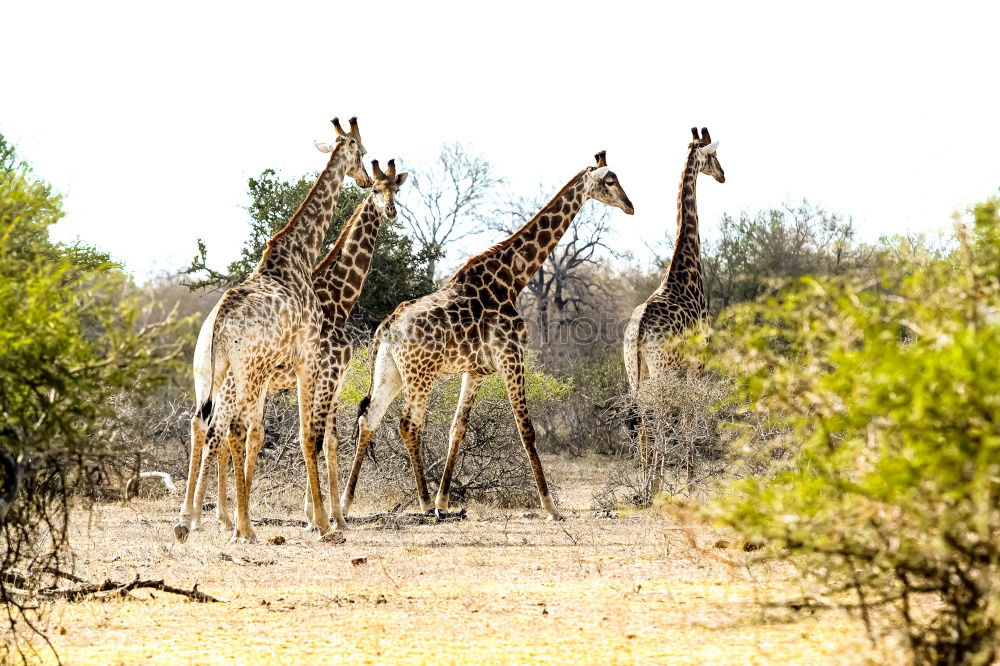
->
[[626, 333, 644, 443], [625, 404, 640, 441], [354, 395, 379, 465], [203, 291, 237, 430], [354, 321, 387, 464]]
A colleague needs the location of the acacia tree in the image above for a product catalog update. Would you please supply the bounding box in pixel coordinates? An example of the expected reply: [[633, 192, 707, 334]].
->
[[185, 168, 435, 332], [397, 142, 504, 280]]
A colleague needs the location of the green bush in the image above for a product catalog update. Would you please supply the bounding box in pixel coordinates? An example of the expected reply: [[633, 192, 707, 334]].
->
[[0, 135, 192, 657], [704, 192, 1000, 664]]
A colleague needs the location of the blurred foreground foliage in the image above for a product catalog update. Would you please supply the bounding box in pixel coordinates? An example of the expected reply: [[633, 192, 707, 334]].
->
[[701, 191, 1000, 664], [0, 133, 194, 659]]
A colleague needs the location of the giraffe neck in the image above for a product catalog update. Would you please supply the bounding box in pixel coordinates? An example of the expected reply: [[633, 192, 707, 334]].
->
[[657, 147, 705, 311], [258, 145, 349, 281], [312, 196, 382, 328], [451, 170, 590, 296]]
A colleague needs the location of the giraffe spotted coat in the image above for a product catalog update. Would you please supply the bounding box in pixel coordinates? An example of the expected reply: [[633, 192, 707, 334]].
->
[[175, 118, 371, 543], [342, 151, 635, 521]]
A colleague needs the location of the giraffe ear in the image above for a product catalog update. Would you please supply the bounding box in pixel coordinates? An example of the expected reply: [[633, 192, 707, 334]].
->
[[697, 142, 719, 156], [395, 172, 409, 187], [590, 166, 610, 181], [314, 140, 335, 153]]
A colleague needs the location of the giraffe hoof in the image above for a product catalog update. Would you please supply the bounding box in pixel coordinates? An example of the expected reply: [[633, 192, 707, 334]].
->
[[174, 524, 190, 543], [546, 512, 565, 522], [230, 529, 257, 544]]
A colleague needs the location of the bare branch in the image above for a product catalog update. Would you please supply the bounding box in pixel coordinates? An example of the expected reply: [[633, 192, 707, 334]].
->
[[399, 142, 505, 279], [38, 575, 225, 603]]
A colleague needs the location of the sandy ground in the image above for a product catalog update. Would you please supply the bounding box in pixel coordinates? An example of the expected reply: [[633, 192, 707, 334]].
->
[[12, 454, 899, 664]]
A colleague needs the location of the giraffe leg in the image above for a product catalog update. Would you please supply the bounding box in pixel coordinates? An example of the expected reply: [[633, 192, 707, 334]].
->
[[436, 372, 485, 511], [322, 359, 349, 530], [635, 410, 660, 498], [634, 353, 664, 499], [175, 413, 207, 542], [243, 383, 269, 503], [227, 416, 256, 543], [218, 367, 266, 544], [302, 375, 332, 532], [323, 402, 347, 530], [243, 382, 271, 528], [189, 376, 241, 536], [215, 437, 233, 532], [342, 346, 403, 516], [497, 347, 562, 521], [190, 438, 218, 532], [193, 401, 234, 533], [295, 361, 330, 537], [398, 388, 433, 513]]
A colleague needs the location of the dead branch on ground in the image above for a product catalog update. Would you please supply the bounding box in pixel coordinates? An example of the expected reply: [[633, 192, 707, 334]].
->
[[3, 572, 224, 603]]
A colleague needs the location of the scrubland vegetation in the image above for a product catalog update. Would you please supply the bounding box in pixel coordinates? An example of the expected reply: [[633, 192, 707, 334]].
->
[[3, 131, 999, 664]]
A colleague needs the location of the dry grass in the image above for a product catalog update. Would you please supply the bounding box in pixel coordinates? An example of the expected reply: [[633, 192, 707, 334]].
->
[[14, 455, 901, 665]]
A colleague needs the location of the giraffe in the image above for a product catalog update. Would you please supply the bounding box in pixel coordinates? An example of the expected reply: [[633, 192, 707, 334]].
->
[[622, 127, 724, 483], [175, 117, 371, 543], [194, 159, 409, 533], [341, 151, 635, 521]]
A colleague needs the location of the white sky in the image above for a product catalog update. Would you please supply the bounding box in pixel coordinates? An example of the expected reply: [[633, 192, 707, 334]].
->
[[5, 1, 999, 281]]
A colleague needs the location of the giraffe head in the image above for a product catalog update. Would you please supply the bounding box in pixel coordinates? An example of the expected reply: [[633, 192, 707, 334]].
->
[[586, 150, 635, 215], [369, 159, 409, 219], [690, 127, 725, 183], [315, 116, 373, 188]]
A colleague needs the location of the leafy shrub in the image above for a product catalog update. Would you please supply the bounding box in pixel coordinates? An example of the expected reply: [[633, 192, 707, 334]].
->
[[0, 135, 191, 658], [703, 192, 1000, 664]]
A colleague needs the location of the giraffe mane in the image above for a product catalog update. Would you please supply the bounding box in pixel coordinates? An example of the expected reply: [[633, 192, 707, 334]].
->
[[449, 168, 589, 282], [264, 142, 345, 261]]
